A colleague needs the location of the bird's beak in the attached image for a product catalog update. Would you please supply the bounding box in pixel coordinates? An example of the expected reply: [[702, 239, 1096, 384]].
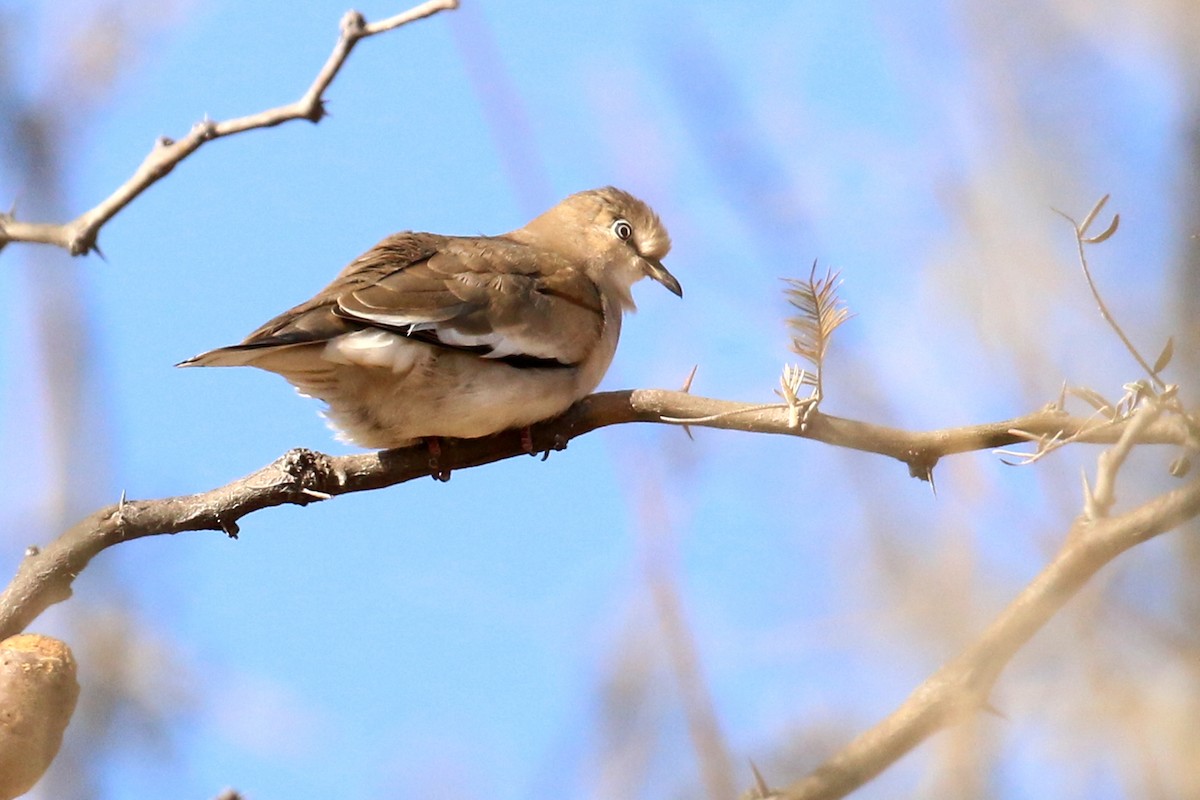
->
[[644, 258, 683, 297]]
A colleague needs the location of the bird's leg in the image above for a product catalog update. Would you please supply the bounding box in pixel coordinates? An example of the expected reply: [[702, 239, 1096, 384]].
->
[[520, 426, 535, 455], [425, 437, 452, 482]]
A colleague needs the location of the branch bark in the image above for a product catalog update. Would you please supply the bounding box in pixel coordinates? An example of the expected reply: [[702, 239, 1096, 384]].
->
[[0, 388, 1185, 641], [0, 0, 458, 257]]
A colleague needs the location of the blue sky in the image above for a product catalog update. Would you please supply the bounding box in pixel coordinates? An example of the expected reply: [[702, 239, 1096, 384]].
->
[[1, 1, 1192, 798]]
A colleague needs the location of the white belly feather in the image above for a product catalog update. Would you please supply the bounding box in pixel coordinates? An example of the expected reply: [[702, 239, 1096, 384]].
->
[[269, 309, 622, 449]]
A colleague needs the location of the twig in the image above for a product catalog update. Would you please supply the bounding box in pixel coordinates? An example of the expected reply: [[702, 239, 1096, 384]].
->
[[1058, 196, 1165, 390], [0, 0, 458, 257], [1085, 398, 1163, 520], [0, 389, 1185, 640]]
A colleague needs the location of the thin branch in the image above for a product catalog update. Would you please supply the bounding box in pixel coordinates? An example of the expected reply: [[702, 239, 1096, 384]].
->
[[1086, 399, 1163, 520], [778, 474, 1200, 800], [0, 389, 1186, 640], [0, 0, 458, 257], [1059, 196, 1165, 389]]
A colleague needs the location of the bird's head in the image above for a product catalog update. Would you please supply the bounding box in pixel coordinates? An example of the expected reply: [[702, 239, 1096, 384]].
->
[[520, 186, 681, 310]]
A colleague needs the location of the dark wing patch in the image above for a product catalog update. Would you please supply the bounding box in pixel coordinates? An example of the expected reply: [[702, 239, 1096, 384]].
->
[[185, 231, 606, 371]]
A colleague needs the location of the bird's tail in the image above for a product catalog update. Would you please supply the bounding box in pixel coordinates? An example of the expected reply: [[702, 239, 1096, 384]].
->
[[178, 335, 329, 370], [177, 343, 281, 368]]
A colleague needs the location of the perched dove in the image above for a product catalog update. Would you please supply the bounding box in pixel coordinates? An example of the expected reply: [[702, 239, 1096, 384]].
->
[[179, 187, 681, 449]]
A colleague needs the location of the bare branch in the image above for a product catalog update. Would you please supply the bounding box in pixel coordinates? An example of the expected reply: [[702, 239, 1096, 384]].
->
[[0, 0, 458, 257], [0, 389, 1186, 640]]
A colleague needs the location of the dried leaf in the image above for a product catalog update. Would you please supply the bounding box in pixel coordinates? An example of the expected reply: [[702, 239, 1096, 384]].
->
[[1169, 454, 1191, 478], [1082, 213, 1120, 244], [784, 262, 852, 374], [1079, 194, 1110, 235], [1067, 386, 1115, 417]]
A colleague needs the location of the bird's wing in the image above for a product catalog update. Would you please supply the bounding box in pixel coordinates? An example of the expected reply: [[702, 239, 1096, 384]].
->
[[180, 232, 605, 369], [336, 235, 604, 367]]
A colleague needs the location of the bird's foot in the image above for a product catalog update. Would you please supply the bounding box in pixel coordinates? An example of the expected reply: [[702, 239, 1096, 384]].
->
[[521, 427, 568, 460], [537, 433, 569, 462], [425, 437, 452, 482]]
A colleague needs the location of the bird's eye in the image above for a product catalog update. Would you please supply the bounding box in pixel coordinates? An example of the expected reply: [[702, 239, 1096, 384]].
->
[[611, 219, 633, 241]]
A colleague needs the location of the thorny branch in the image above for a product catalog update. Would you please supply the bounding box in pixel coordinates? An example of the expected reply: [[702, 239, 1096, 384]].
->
[[0, 0, 458, 257], [0, 390, 1186, 640]]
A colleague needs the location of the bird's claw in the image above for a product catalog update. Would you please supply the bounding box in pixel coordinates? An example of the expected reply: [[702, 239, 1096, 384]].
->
[[540, 433, 568, 460], [521, 428, 568, 461], [425, 437, 452, 482]]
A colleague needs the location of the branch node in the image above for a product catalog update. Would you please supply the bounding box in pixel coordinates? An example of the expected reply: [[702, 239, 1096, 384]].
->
[[193, 116, 218, 141], [66, 226, 98, 257], [277, 447, 337, 501], [906, 451, 939, 482], [306, 99, 329, 124], [340, 10, 368, 38]]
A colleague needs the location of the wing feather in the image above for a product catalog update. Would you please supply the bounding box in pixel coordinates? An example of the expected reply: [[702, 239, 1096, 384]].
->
[[180, 231, 605, 370]]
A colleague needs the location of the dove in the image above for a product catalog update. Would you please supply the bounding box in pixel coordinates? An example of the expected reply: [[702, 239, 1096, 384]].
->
[[179, 187, 681, 450]]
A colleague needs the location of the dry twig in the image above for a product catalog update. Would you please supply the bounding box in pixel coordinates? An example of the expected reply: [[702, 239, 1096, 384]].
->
[[0, 0, 458, 256], [1056, 195, 1165, 390]]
